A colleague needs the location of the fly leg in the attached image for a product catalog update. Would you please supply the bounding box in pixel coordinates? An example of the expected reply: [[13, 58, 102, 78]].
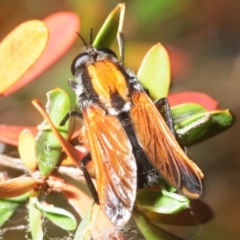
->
[[59, 111, 83, 126], [81, 153, 100, 204], [155, 98, 189, 153], [155, 98, 175, 137], [60, 111, 100, 204]]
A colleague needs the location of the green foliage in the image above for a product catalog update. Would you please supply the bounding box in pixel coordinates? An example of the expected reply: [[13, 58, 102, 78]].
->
[[35, 88, 71, 177]]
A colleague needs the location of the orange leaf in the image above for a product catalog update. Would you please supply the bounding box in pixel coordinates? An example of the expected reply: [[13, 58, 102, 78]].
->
[[0, 125, 38, 146], [0, 177, 38, 198], [0, 20, 48, 95], [4, 12, 80, 96]]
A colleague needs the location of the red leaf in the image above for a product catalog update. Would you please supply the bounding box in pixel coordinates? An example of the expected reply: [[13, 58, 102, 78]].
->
[[3, 12, 80, 96], [168, 92, 218, 110], [0, 125, 38, 146]]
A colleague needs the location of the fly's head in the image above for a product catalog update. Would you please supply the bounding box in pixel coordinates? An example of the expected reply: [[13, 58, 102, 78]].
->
[[71, 47, 118, 77]]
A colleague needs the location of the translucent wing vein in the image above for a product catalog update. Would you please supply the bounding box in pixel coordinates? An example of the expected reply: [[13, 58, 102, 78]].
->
[[130, 90, 203, 198], [83, 105, 137, 226]]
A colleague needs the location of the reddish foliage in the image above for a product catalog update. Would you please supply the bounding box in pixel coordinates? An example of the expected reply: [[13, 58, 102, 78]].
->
[[168, 91, 218, 110], [3, 12, 80, 96]]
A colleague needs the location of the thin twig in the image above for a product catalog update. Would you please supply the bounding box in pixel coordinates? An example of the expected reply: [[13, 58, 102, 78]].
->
[[0, 154, 91, 184], [0, 225, 26, 235], [0, 154, 29, 172], [57, 166, 86, 183]]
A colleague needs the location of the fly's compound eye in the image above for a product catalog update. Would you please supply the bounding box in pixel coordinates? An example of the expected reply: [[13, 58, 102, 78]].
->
[[71, 53, 90, 76], [97, 48, 118, 59]]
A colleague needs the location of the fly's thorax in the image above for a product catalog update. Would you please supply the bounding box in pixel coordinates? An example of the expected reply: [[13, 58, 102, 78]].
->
[[70, 46, 144, 115], [79, 59, 132, 114]]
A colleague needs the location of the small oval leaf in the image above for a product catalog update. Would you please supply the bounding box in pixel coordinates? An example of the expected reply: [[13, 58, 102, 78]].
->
[[0, 20, 48, 95], [35, 88, 71, 177], [32, 99, 85, 169], [0, 177, 37, 198], [137, 43, 170, 100], [4, 12, 80, 96], [171, 103, 207, 125], [35, 200, 77, 231], [136, 189, 190, 214], [29, 196, 43, 240], [93, 3, 125, 48], [3, 193, 29, 203], [175, 110, 233, 145], [148, 200, 213, 226], [0, 199, 20, 228], [18, 129, 38, 171]]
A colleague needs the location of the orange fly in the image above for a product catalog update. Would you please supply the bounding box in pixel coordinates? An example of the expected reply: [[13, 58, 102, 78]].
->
[[60, 31, 204, 227]]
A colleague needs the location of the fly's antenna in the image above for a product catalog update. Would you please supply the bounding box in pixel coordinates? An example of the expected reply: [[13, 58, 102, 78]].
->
[[89, 27, 94, 45], [76, 32, 88, 46]]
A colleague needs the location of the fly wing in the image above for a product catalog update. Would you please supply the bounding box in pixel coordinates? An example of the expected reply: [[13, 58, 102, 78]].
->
[[83, 104, 137, 226], [130, 90, 203, 199]]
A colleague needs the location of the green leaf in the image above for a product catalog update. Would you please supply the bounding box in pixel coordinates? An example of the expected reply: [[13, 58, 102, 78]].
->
[[35, 88, 71, 177], [175, 109, 233, 145], [74, 201, 94, 240], [3, 193, 29, 203], [171, 103, 207, 125], [133, 210, 185, 240], [136, 188, 189, 214], [137, 43, 170, 100], [29, 196, 43, 240], [35, 199, 77, 231], [151, 200, 213, 226], [93, 3, 125, 48], [0, 199, 20, 227]]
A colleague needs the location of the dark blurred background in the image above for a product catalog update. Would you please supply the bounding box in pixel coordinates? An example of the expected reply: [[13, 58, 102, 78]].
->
[[1, 0, 240, 239]]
